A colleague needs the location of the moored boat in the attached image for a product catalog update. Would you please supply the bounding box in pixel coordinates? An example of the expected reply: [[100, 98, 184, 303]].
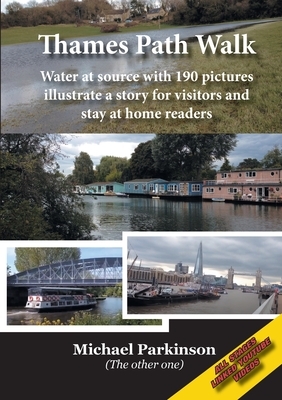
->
[[198, 283, 221, 300], [116, 192, 129, 197], [198, 290, 221, 300], [127, 283, 198, 306], [25, 286, 97, 312], [104, 190, 116, 196]]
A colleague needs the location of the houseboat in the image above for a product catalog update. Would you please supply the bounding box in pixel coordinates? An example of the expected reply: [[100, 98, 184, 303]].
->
[[203, 168, 282, 203], [75, 181, 124, 196], [123, 178, 203, 200], [73, 168, 282, 204], [25, 286, 97, 312]]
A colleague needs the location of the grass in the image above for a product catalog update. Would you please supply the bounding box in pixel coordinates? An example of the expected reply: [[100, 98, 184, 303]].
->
[[24, 312, 162, 325], [82, 21, 282, 134], [1, 22, 174, 46]]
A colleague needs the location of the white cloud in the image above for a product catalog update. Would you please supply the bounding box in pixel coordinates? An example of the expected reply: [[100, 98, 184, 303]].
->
[[58, 133, 282, 175], [127, 234, 282, 286], [59, 134, 155, 174]]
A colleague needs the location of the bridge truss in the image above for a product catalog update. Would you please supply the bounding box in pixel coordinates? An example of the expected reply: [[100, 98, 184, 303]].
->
[[7, 257, 123, 287]]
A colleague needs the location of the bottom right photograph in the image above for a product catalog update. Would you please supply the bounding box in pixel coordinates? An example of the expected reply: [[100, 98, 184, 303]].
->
[[125, 234, 282, 315]]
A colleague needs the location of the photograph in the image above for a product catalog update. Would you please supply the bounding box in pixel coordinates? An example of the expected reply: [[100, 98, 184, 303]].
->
[[1, 2, 281, 133], [6, 246, 126, 326], [1, 133, 282, 241], [126, 233, 282, 315]]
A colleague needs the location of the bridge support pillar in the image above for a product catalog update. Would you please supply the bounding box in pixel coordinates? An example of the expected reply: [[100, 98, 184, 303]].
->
[[7, 287, 28, 307], [255, 269, 262, 290], [226, 267, 234, 289]]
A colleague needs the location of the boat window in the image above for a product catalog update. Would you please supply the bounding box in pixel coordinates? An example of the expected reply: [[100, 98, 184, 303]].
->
[[246, 171, 256, 177], [28, 288, 43, 296], [42, 289, 59, 295]]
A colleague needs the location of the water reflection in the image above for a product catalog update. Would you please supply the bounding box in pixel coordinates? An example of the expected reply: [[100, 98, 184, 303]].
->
[[128, 289, 263, 315], [7, 297, 122, 325], [82, 196, 282, 240]]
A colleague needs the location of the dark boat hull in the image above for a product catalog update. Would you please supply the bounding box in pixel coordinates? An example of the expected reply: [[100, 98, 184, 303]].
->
[[128, 293, 198, 306], [26, 302, 97, 313], [198, 293, 221, 300]]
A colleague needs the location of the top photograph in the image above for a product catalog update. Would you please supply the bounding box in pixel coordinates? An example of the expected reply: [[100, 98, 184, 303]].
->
[[1, 0, 282, 134]]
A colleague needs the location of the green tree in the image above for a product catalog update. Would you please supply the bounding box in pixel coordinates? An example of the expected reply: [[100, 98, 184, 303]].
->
[[14, 248, 81, 272], [72, 151, 95, 184], [105, 284, 122, 297], [260, 145, 282, 168], [105, 167, 122, 182], [236, 158, 262, 169], [6, 1, 23, 13], [129, 140, 165, 179], [220, 158, 233, 171], [96, 156, 129, 182], [130, 0, 146, 17], [151, 134, 237, 180], [0, 134, 95, 240]]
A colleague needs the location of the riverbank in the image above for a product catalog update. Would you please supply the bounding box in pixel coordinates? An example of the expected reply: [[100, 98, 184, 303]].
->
[[1, 22, 174, 46]]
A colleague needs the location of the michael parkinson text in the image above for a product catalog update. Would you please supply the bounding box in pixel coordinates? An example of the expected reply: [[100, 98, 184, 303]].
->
[[73, 343, 216, 356]]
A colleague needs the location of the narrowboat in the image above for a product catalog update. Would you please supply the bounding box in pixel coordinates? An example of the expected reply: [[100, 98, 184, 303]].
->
[[25, 286, 97, 312]]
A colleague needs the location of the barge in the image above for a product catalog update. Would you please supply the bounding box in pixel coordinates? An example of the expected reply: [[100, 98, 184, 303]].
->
[[128, 283, 200, 306], [127, 282, 224, 306]]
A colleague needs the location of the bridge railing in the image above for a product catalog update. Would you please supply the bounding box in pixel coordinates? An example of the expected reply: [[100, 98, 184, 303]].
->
[[252, 293, 278, 314], [7, 257, 123, 286]]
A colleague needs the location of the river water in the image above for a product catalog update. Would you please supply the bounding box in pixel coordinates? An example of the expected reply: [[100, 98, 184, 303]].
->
[[7, 297, 122, 325], [83, 196, 282, 240], [1, 19, 275, 133], [128, 289, 263, 315]]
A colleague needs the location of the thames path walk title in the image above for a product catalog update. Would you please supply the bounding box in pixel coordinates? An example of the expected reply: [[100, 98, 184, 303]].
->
[[38, 33, 256, 55]]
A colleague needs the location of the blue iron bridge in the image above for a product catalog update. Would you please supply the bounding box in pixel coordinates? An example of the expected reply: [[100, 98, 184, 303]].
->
[[7, 257, 123, 287]]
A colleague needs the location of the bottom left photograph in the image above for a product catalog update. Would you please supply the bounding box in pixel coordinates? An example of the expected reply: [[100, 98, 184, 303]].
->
[[6, 246, 131, 326]]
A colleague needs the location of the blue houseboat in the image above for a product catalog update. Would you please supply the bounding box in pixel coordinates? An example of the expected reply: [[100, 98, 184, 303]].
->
[[124, 178, 202, 199], [124, 178, 168, 196]]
